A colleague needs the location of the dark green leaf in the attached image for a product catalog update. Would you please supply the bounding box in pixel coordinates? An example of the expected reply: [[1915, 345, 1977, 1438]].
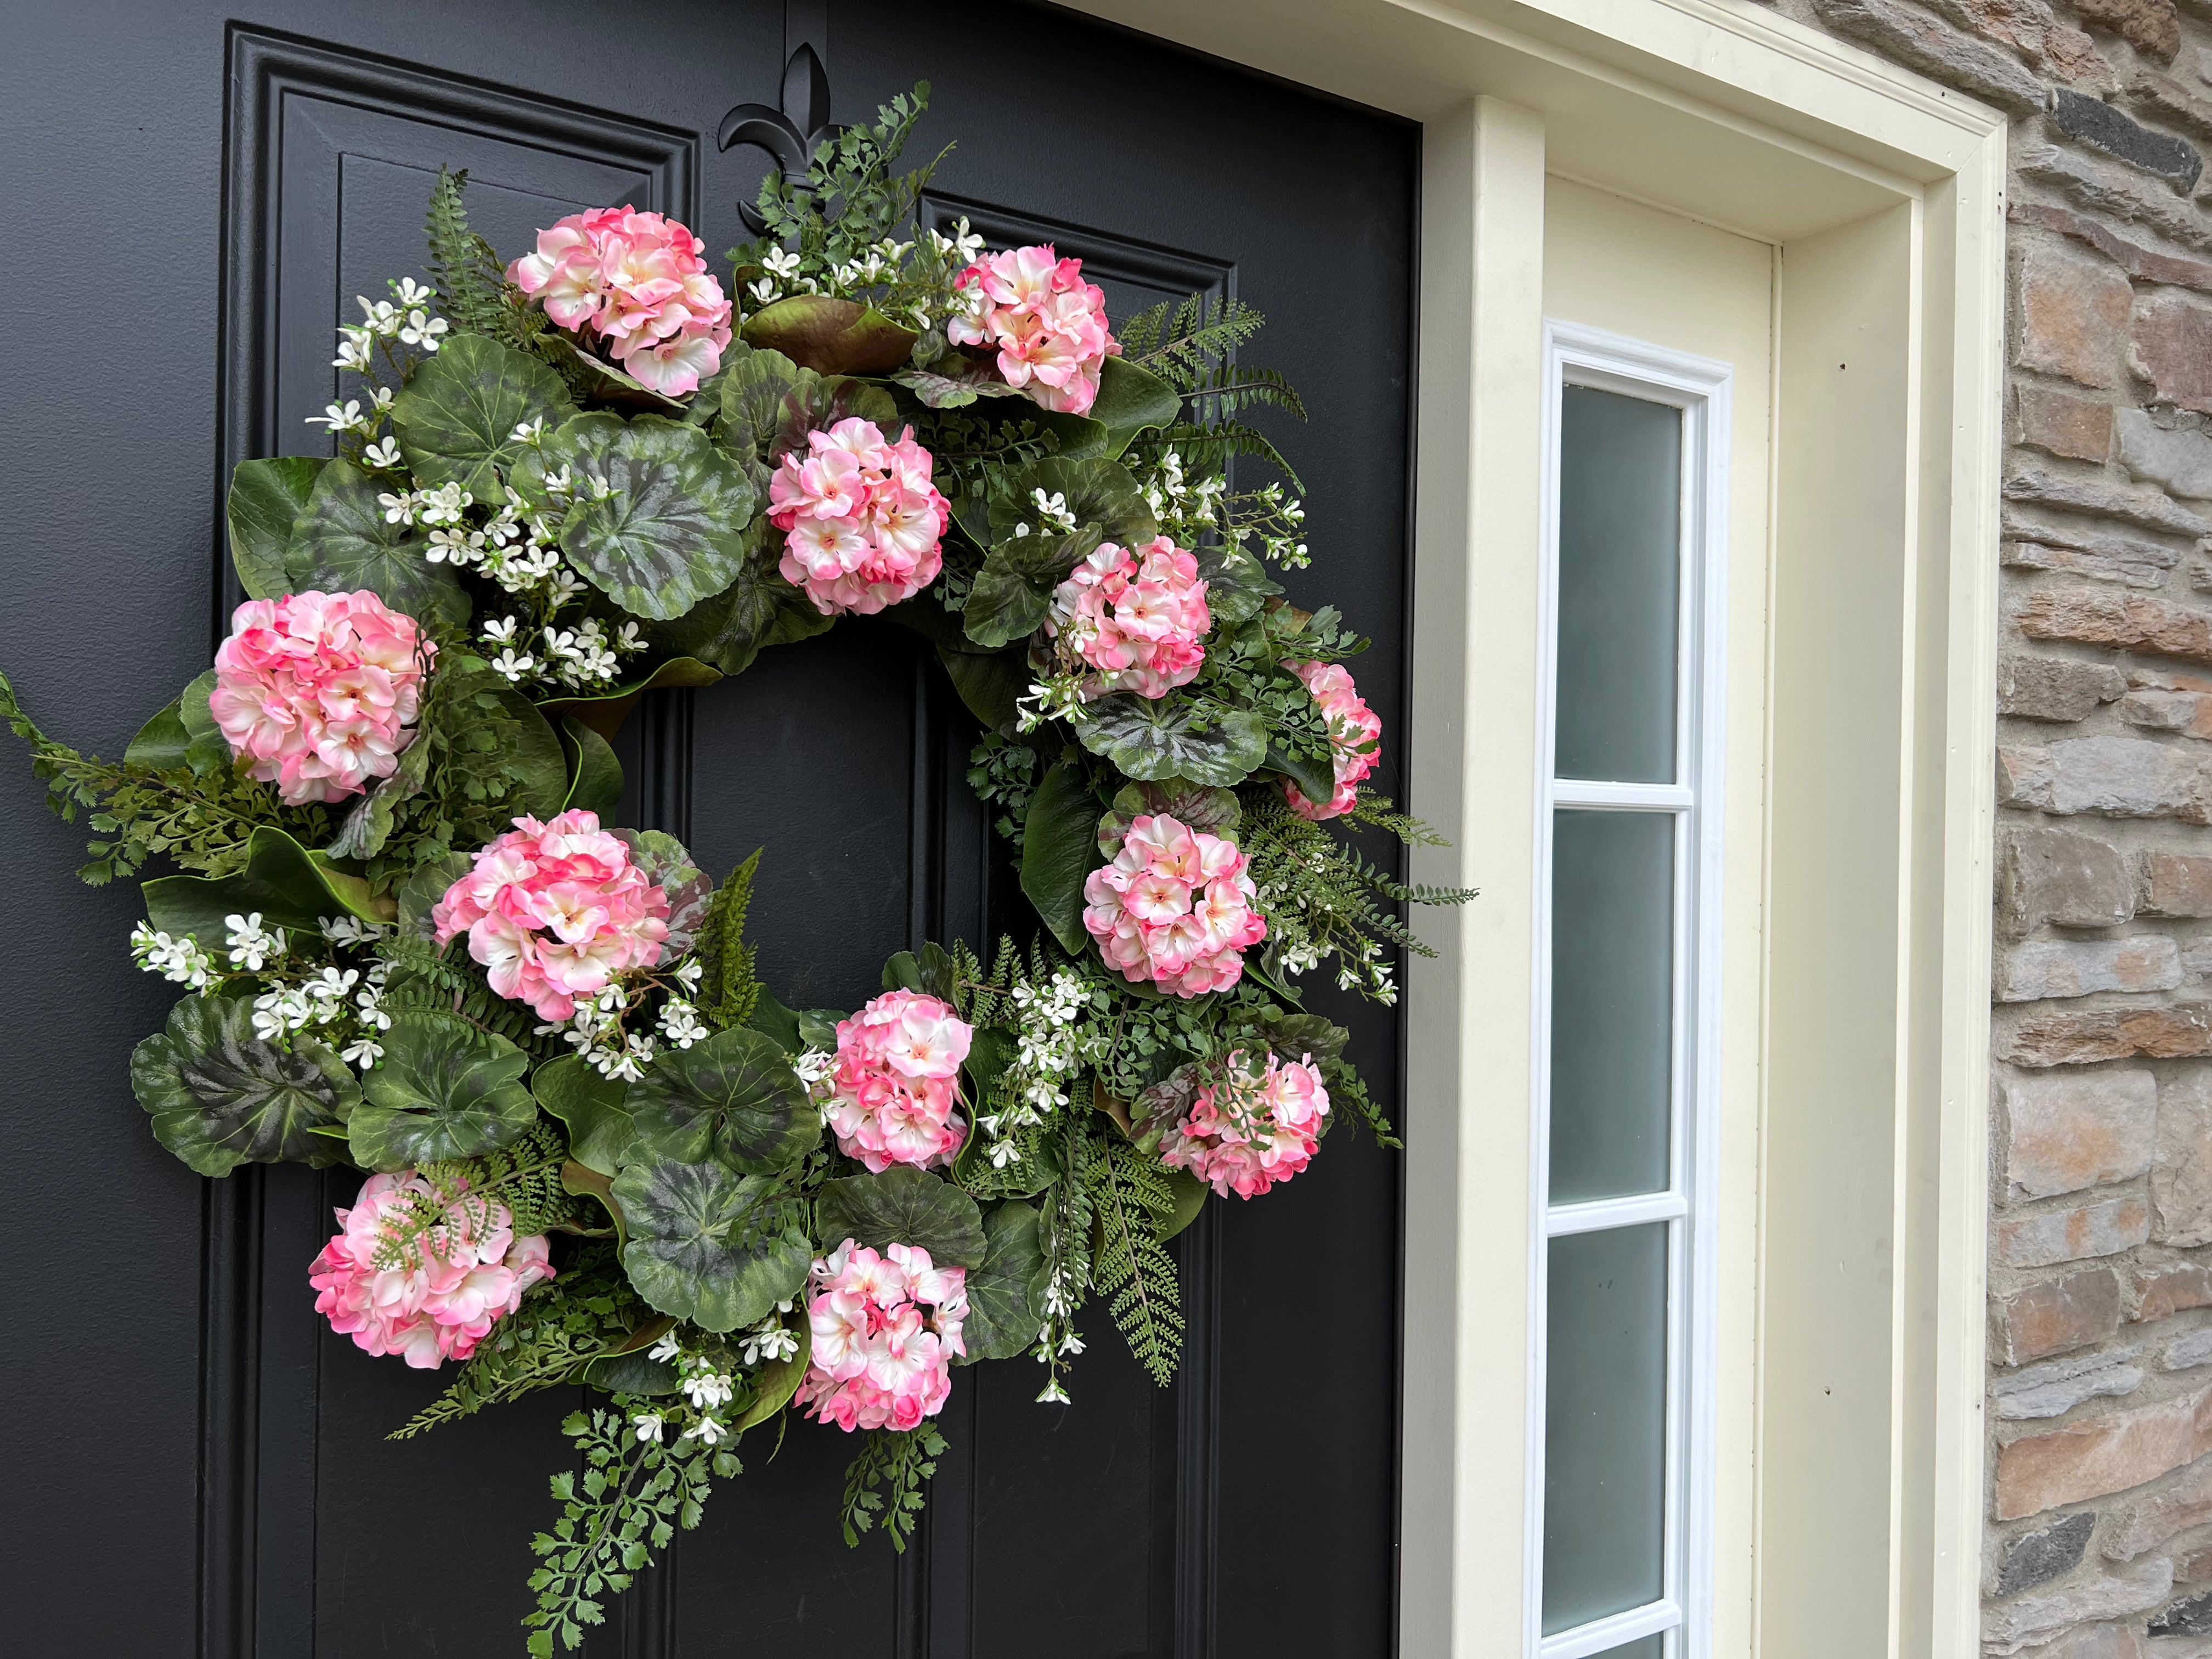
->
[[535, 1054, 636, 1176], [1159, 1167, 1209, 1242], [584, 1350, 681, 1396], [961, 528, 1099, 651], [936, 644, 1028, 732], [493, 682, 572, 818], [123, 701, 191, 771], [227, 456, 325, 599], [540, 656, 724, 746], [1095, 778, 1241, 856], [1088, 356, 1181, 459], [958, 1201, 1046, 1362], [986, 458, 1156, 546], [626, 1025, 818, 1173], [740, 294, 918, 376], [325, 720, 435, 860], [744, 988, 803, 1054], [1020, 761, 1102, 955], [131, 995, 360, 1176], [545, 414, 758, 620], [613, 1157, 813, 1331], [286, 459, 469, 628], [126, 670, 225, 775], [612, 829, 710, 952], [770, 374, 901, 464], [1192, 539, 1280, 628], [389, 334, 577, 498], [394, 852, 471, 937], [560, 716, 624, 817], [881, 941, 958, 1002], [348, 1015, 538, 1170], [142, 825, 388, 949], [1075, 697, 1267, 786], [731, 1319, 810, 1429], [815, 1165, 986, 1269], [1265, 742, 1339, 812]]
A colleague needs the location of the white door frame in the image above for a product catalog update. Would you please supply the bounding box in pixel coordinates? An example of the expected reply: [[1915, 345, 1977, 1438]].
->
[[1072, 2, 2007, 1653]]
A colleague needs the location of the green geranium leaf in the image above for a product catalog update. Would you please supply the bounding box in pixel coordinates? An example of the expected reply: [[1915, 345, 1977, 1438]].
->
[[815, 1164, 986, 1269], [544, 414, 758, 620], [626, 1025, 817, 1173], [962, 527, 1099, 651], [1194, 539, 1280, 627], [558, 715, 624, 817], [740, 294, 918, 376], [612, 828, 712, 953], [394, 852, 471, 938], [227, 456, 325, 600], [1096, 778, 1242, 856], [987, 458, 1156, 547], [1089, 356, 1181, 459], [130, 994, 360, 1177], [389, 334, 577, 499], [143, 825, 387, 950], [1075, 696, 1267, 786], [286, 459, 469, 628], [771, 374, 901, 464], [1021, 760, 1103, 955], [613, 1156, 814, 1331], [958, 1200, 1048, 1362], [646, 530, 830, 676], [348, 1015, 538, 1171], [715, 340, 810, 467], [534, 1054, 636, 1176]]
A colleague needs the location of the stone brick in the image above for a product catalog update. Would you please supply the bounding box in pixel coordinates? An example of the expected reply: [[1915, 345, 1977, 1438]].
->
[[2012, 202, 2212, 297], [2112, 1461, 2212, 1559], [2119, 410, 2212, 501], [2007, 467, 2212, 539], [1996, 1268, 2129, 1364], [1998, 736, 2212, 821], [2019, 241, 2139, 390], [2170, 1329, 2212, 1369], [2000, 1510, 2101, 1594], [1996, 1346, 2148, 1418], [2134, 1262, 2212, 1319], [2021, 143, 2212, 256], [2002, 828, 2136, 933], [2135, 289, 2212, 417], [2004, 509, 2187, 584], [2188, 940, 2212, 977], [1999, 936, 2185, 1001], [2018, 383, 2120, 461], [2147, 851, 2212, 917], [2007, 1069, 2159, 1195], [1985, 1560, 2174, 1651], [2076, 0, 2183, 56], [1995, 1385, 2212, 1517], [2121, 688, 2202, 729], [2004, 744, 2061, 808], [2006, 539, 2174, 589], [1812, 0, 2050, 112], [2132, 69, 2212, 141], [2018, 587, 2212, 662], [1930, 0, 2109, 82], [2002, 653, 2135, 719], [2000, 1192, 2155, 1266], [2001, 1002, 2212, 1066], [2158, 1071, 2212, 1244], [2051, 88, 2203, 188], [2030, 1626, 2146, 1659], [2153, 1588, 2212, 1634], [2177, 1530, 2212, 1580]]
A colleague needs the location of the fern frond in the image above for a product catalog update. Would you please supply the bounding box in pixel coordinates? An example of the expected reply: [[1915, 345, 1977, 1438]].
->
[[696, 849, 761, 1030], [1135, 420, 1303, 490], [1181, 363, 1307, 424], [371, 1121, 582, 1276], [1085, 1136, 1183, 1386], [1125, 292, 1268, 386], [423, 167, 535, 350]]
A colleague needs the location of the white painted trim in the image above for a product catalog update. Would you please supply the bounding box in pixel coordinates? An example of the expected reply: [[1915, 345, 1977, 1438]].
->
[[1543, 1598, 1686, 1659], [1530, 322, 1732, 1659]]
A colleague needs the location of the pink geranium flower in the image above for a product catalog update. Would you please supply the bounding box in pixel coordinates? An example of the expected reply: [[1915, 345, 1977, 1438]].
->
[[507, 206, 733, 396], [822, 990, 972, 1172], [308, 1171, 555, 1369], [1160, 1050, 1331, 1200], [946, 244, 1119, 415], [1083, 814, 1266, 998], [1046, 536, 1211, 700], [794, 1239, 967, 1432], [1282, 660, 1383, 820], [431, 810, 671, 1023], [208, 589, 433, 805], [768, 418, 950, 616]]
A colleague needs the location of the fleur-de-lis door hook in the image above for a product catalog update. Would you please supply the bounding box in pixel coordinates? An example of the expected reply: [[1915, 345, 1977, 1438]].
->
[[719, 43, 845, 235]]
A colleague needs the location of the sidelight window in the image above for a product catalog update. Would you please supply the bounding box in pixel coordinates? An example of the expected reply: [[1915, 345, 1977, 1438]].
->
[[1528, 324, 1731, 1659]]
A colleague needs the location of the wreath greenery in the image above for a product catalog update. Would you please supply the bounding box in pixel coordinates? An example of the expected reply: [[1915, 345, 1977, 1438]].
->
[[1, 87, 1472, 1651]]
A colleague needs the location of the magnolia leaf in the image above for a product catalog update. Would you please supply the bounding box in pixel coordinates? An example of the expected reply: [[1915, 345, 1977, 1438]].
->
[[544, 413, 757, 620], [127, 669, 228, 776], [286, 459, 469, 628], [487, 680, 572, 820], [394, 852, 471, 938], [1075, 696, 1267, 786], [389, 334, 576, 498], [559, 716, 624, 817], [1088, 356, 1181, 459], [1160, 1167, 1209, 1242], [540, 655, 724, 745], [745, 986, 804, 1055], [740, 294, 918, 376], [986, 458, 1156, 547], [1027, 408, 1110, 461], [957, 1201, 1047, 1362], [227, 456, 325, 599], [1020, 761, 1102, 955], [626, 1025, 817, 1173], [562, 1159, 627, 1246], [936, 644, 1028, 732], [731, 1318, 811, 1429], [1266, 741, 1339, 810], [143, 825, 387, 949], [584, 1348, 681, 1396], [613, 1156, 813, 1331], [962, 528, 1099, 651], [131, 994, 361, 1177], [612, 828, 712, 953], [535, 1054, 636, 1176], [538, 334, 692, 416], [1096, 778, 1242, 857], [348, 1015, 538, 1171], [881, 941, 960, 1001], [815, 1165, 987, 1269], [124, 702, 191, 772]]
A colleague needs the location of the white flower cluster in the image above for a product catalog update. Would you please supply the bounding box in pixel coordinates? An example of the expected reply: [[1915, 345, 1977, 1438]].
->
[[1253, 877, 1398, 1005], [129, 923, 217, 989], [628, 1321, 792, 1450], [740, 216, 985, 331], [1141, 448, 1310, 572], [1030, 1263, 1087, 1404], [973, 969, 1093, 1169], [481, 613, 642, 689], [1013, 670, 1092, 735], [331, 279, 446, 373], [1009, 487, 1078, 539], [558, 984, 660, 1081], [740, 1307, 801, 1367], [129, 913, 394, 1065], [658, 995, 709, 1049]]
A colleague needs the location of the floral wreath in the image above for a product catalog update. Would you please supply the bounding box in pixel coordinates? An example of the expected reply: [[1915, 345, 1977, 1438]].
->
[[2, 88, 1470, 1652]]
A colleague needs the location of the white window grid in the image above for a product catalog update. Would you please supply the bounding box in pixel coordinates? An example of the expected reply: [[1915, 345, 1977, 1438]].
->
[[1526, 320, 1733, 1659]]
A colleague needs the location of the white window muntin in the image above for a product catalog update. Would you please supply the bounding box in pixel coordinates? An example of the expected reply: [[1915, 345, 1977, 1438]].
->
[[1526, 321, 1732, 1659]]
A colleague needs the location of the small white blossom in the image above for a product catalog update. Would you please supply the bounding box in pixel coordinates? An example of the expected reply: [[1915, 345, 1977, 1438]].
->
[[332, 328, 376, 371], [511, 416, 547, 445], [425, 526, 485, 566], [393, 278, 435, 308], [659, 999, 709, 1049], [681, 1369, 736, 1410], [398, 309, 448, 349], [358, 296, 402, 335], [791, 1046, 834, 1086], [682, 1415, 729, 1446], [489, 647, 536, 682], [648, 1331, 682, 1363], [224, 912, 285, 972], [631, 1412, 665, 1444], [306, 399, 366, 434], [377, 489, 416, 527], [672, 960, 704, 991], [1035, 1377, 1071, 1405], [341, 1036, 384, 1070], [360, 437, 402, 470], [740, 1317, 800, 1367]]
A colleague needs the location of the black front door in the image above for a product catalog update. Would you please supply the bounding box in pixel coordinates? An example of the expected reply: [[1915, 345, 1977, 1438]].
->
[[0, 5, 1417, 1653]]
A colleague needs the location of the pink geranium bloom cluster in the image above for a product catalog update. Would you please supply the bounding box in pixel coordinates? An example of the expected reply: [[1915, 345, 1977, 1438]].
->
[[1160, 1051, 1331, 1200], [506, 206, 733, 396], [431, 810, 670, 1023], [1084, 814, 1267, 998], [768, 417, 951, 616], [1047, 537, 1211, 700], [823, 990, 973, 1172], [1283, 659, 1383, 820], [946, 244, 1119, 415], [794, 1239, 967, 1432], [308, 1171, 555, 1369], [208, 589, 432, 806]]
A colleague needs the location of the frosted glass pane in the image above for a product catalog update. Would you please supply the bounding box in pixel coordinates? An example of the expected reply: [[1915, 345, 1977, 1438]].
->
[[1543, 1224, 1669, 1635], [1556, 385, 1681, 784], [1600, 1638, 1664, 1659], [1549, 809, 1674, 1202]]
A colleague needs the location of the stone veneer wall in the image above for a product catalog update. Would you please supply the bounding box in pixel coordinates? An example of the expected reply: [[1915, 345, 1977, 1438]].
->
[[1745, 0, 2212, 1645]]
